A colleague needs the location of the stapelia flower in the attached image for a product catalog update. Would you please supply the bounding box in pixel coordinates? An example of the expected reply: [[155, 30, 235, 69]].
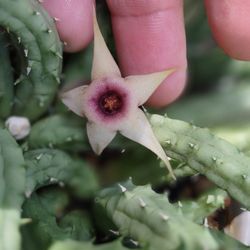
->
[[61, 12, 175, 179]]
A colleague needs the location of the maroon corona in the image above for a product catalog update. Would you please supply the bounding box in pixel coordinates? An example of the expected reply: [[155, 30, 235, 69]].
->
[[99, 91, 123, 115]]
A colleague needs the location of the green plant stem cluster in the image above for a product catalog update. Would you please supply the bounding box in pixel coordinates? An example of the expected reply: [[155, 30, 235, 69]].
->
[[1, 1, 250, 250]]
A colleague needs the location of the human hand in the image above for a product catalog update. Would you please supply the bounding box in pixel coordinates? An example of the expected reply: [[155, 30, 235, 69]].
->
[[41, 0, 250, 107]]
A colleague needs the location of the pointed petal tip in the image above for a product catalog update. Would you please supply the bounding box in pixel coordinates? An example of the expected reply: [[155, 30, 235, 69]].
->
[[125, 67, 177, 106], [91, 6, 121, 79], [160, 67, 176, 79], [91, 145, 103, 155], [120, 109, 176, 180], [60, 90, 71, 106], [87, 122, 116, 156], [60, 85, 88, 117], [161, 157, 176, 181]]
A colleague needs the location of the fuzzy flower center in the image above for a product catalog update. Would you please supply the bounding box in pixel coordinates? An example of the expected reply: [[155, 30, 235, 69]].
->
[[99, 91, 123, 115]]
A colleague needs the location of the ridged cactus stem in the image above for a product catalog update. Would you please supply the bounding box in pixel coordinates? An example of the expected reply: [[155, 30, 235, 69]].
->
[[0, 0, 62, 120], [151, 115, 250, 210], [24, 149, 98, 198], [49, 239, 129, 250], [27, 115, 87, 151], [97, 180, 218, 250], [0, 32, 13, 119], [0, 128, 26, 250]]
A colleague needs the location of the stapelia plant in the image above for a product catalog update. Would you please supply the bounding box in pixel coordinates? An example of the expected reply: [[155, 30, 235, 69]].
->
[[61, 13, 175, 178], [2, 1, 250, 250]]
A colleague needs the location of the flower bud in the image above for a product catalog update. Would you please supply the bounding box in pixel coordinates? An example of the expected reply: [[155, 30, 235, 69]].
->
[[5, 116, 31, 140]]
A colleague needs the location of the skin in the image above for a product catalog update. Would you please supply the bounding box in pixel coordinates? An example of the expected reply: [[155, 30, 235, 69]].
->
[[42, 0, 250, 107]]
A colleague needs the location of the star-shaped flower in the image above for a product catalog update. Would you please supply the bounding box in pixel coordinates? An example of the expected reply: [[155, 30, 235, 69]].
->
[[61, 11, 175, 179]]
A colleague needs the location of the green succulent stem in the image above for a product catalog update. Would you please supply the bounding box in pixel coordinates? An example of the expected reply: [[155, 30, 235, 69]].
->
[[0, 0, 62, 120], [22, 190, 93, 249], [0, 32, 13, 119], [97, 180, 218, 250], [49, 240, 129, 250], [151, 114, 250, 209], [24, 149, 99, 199], [0, 129, 26, 250], [28, 114, 87, 152]]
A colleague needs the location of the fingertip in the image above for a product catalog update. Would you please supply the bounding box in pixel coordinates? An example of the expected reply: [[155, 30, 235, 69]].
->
[[205, 0, 250, 60], [41, 0, 94, 52], [107, 0, 187, 108]]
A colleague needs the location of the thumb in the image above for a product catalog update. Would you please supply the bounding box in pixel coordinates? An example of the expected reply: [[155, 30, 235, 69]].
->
[[41, 0, 94, 52]]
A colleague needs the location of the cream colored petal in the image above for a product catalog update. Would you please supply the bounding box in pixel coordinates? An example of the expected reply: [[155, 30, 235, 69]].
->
[[225, 211, 250, 246], [87, 122, 116, 155], [120, 109, 175, 179], [125, 69, 175, 105], [91, 11, 121, 80], [60, 85, 87, 117]]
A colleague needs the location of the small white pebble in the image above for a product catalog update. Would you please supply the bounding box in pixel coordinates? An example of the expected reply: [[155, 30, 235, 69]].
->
[[5, 116, 31, 140]]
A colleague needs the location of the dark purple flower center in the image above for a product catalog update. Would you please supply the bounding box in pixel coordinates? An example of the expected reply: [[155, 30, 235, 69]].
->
[[98, 91, 123, 115]]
